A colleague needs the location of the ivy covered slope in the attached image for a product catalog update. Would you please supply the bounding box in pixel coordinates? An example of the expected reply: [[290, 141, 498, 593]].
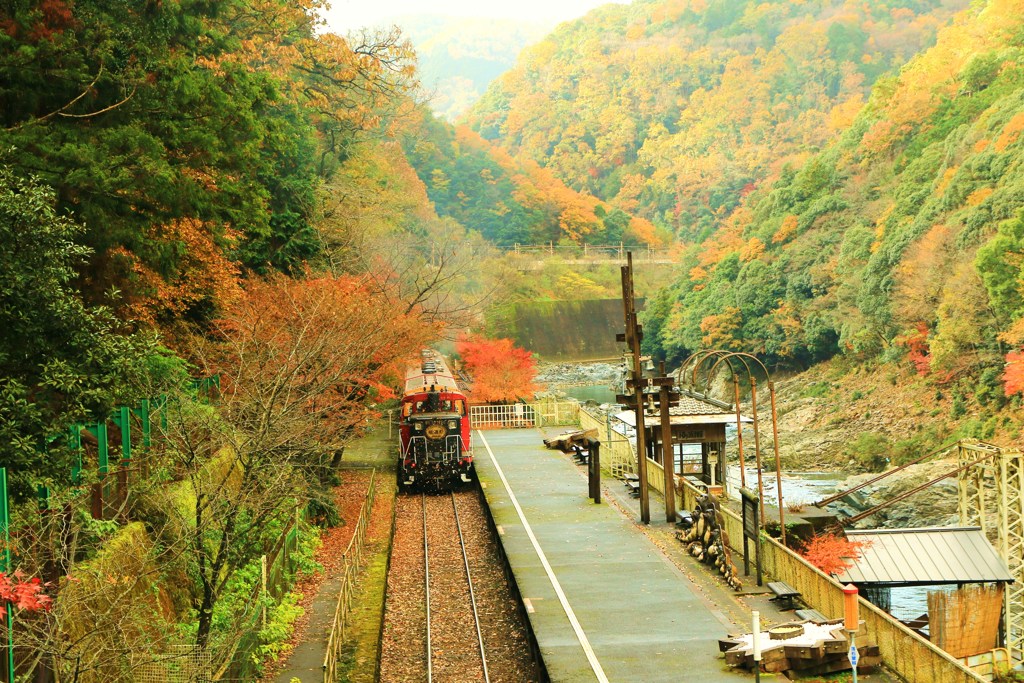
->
[[644, 0, 1024, 396], [465, 0, 968, 241]]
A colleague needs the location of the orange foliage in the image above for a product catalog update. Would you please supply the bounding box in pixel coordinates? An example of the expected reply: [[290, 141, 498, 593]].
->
[[627, 216, 663, 246], [773, 215, 799, 244], [995, 113, 1024, 152], [800, 532, 870, 576], [456, 334, 541, 403], [740, 237, 766, 262], [700, 306, 742, 350], [112, 219, 241, 334], [211, 274, 434, 439], [1004, 350, 1024, 397], [965, 187, 994, 207], [934, 166, 959, 196]]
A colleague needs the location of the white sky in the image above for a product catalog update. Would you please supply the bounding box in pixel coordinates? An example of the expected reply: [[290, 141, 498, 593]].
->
[[321, 0, 630, 34]]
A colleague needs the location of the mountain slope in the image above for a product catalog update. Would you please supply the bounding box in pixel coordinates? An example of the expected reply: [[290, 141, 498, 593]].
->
[[399, 15, 551, 120], [466, 0, 969, 241], [642, 0, 1024, 402]]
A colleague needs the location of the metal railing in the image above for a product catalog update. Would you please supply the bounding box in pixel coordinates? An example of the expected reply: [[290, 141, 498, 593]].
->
[[322, 468, 377, 683], [579, 407, 637, 478], [469, 400, 579, 430], [503, 243, 674, 261]]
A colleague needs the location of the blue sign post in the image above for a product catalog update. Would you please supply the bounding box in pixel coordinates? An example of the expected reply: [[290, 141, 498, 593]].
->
[[2, 467, 14, 683]]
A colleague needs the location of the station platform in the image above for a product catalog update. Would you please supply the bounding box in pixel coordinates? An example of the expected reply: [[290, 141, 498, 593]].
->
[[473, 427, 750, 683]]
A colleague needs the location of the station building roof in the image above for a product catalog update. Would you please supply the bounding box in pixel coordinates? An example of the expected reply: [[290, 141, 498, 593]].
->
[[834, 527, 1013, 587], [615, 389, 752, 427]]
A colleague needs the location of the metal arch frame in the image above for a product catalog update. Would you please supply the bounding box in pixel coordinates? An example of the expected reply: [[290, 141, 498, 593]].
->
[[958, 440, 1024, 660], [678, 350, 750, 490], [708, 352, 787, 545]]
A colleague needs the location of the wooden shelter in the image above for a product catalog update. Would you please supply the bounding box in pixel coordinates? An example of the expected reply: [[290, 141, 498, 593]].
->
[[615, 389, 751, 493]]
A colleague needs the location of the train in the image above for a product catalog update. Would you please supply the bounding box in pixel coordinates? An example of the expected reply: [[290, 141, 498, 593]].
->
[[398, 351, 473, 491]]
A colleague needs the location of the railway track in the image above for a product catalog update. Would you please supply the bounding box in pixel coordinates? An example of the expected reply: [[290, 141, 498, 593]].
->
[[424, 493, 489, 681], [380, 489, 541, 683]]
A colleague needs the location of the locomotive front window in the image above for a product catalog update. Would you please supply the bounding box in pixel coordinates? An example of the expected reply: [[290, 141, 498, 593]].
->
[[454, 400, 465, 415]]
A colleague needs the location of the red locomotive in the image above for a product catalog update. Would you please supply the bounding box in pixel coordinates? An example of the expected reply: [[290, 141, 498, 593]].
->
[[398, 351, 473, 491]]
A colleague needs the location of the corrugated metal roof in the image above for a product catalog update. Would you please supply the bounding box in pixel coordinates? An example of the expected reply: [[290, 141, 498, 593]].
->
[[834, 527, 1013, 586], [614, 388, 752, 426]]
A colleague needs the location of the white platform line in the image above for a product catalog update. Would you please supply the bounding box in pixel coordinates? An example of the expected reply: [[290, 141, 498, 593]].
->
[[477, 431, 609, 683]]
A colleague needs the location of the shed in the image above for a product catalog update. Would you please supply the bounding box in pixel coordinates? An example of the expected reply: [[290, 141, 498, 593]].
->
[[835, 527, 1013, 587], [835, 527, 1013, 660]]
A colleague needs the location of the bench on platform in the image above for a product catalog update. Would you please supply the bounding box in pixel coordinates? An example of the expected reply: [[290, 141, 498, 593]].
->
[[768, 581, 802, 610], [795, 608, 831, 624], [626, 479, 641, 497], [675, 510, 693, 528], [571, 446, 589, 465]]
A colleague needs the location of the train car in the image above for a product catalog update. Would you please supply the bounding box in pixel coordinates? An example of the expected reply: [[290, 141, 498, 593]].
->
[[398, 351, 473, 491]]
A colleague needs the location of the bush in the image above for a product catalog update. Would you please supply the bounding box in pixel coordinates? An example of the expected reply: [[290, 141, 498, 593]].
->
[[951, 392, 967, 419], [844, 432, 891, 471]]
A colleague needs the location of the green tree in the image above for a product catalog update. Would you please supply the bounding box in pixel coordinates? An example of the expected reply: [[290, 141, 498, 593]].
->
[[0, 167, 154, 499]]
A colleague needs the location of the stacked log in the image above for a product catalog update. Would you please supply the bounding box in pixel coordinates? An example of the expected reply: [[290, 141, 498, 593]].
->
[[543, 429, 598, 453], [675, 494, 742, 590], [719, 621, 881, 676]]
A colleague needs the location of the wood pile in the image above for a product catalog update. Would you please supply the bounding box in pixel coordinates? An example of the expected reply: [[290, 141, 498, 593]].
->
[[675, 494, 742, 590], [719, 621, 881, 676], [543, 429, 598, 453]]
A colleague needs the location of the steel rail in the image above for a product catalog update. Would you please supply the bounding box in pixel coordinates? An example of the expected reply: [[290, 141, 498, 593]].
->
[[422, 494, 433, 683], [812, 439, 963, 508], [451, 492, 491, 683], [844, 451, 998, 525]]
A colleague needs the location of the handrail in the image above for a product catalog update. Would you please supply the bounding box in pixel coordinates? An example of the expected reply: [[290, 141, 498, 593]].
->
[[322, 468, 378, 683]]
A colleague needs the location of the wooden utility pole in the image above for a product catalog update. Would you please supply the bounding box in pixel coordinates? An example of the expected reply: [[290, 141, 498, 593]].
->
[[658, 361, 680, 523], [616, 253, 650, 524]]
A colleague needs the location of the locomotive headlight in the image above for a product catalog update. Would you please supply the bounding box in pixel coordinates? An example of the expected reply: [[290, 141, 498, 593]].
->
[[448, 420, 457, 430], [414, 423, 423, 432]]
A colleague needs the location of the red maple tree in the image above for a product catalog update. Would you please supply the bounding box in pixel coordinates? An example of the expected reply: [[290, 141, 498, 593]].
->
[[800, 532, 870, 577], [455, 335, 541, 404], [0, 571, 52, 618], [1004, 350, 1024, 397]]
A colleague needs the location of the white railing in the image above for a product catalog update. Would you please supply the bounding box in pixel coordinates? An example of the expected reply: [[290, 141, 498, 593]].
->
[[469, 400, 579, 430]]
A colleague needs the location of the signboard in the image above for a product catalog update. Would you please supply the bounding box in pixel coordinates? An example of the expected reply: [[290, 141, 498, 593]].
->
[[740, 487, 762, 586], [741, 488, 759, 541], [674, 429, 705, 441], [848, 644, 859, 667]]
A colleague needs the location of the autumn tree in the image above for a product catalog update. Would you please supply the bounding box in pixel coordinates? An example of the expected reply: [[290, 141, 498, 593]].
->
[[456, 335, 541, 403], [159, 274, 432, 650], [800, 532, 869, 577]]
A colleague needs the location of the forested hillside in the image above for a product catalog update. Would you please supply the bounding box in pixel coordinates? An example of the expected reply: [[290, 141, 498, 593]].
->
[[467, 0, 969, 241], [402, 107, 665, 246], [641, 0, 1024, 388]]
